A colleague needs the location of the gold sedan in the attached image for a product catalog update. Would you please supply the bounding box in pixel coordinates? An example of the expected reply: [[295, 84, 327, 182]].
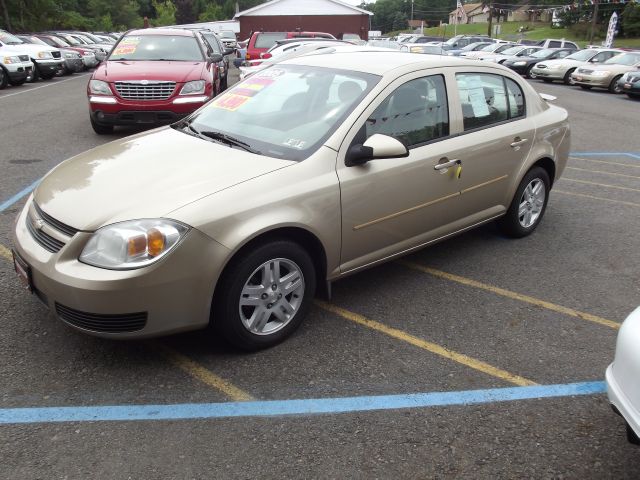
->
[[12, 51, 570, 350]]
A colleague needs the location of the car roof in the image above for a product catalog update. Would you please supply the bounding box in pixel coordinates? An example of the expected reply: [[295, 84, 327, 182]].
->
[[283, 49, 494, 75], [126, 28, 195, 37]]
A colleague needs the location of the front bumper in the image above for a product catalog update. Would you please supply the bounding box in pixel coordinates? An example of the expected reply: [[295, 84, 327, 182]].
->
[[621, 80, 640, 96], [35, 59, 65, 75], [64, 58, 84, 73], [530, 67, 566, 80], [3, 61, 32, 81], [82, 55, 99, 68], [88, 94, 209, 127], [570, 72, 612, 88], [504, 63, 528, 75], [12, 197, 231, 339]]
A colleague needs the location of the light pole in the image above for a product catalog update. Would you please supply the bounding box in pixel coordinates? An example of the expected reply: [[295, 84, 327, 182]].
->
[[411, 0, 414, 21]]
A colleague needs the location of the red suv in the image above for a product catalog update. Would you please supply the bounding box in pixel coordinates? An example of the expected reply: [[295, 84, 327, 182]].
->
[[87, 28, 223, 134], [245, 31, 335, 61]]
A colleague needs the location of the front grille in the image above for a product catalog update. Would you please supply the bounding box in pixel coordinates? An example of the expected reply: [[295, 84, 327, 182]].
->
[[26, 216, 65, 253], [51, 51, 61, 59], [33, 203, 79, 237], [55, 303, 147, 333], [114, 81, 176, 100], [19, 55, 29, 62]]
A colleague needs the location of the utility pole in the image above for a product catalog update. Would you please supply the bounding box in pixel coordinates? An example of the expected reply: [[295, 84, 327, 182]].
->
[[411, 0, 414, 21], [589, 0, 599, 45], [487, 1, 493, 37]]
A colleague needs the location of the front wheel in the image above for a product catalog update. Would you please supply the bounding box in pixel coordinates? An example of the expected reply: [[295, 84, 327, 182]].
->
[[497, 167, 550, 238], [609, 75, 623, 94], [563, 69, 575, 85], [213, 240, 316, 351], [0, 66, 7, 90], [90, 116, 114, 134], [525, 65, 536, 79]]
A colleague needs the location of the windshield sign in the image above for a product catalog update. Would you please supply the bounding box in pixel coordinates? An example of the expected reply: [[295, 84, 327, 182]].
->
[[184, 65, 379, 161]]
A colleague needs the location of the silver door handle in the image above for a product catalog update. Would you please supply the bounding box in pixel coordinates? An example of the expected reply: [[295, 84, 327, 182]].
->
[[434, 159, 461, 171], [510, 138, 528, 148]]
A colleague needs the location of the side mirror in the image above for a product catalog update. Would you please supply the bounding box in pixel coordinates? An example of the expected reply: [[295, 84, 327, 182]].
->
[[345, 134, 409, 167], [208, 53, 223, 64], [224, 48, 234, 56]]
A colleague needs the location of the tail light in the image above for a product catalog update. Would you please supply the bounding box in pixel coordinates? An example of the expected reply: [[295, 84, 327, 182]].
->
[[260, 53, 272, 59], [245, 53, 251, 60]]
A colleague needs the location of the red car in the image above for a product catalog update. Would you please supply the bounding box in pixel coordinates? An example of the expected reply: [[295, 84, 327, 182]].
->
[[87, 28, 223, 134], [245, 31, 335, 62]]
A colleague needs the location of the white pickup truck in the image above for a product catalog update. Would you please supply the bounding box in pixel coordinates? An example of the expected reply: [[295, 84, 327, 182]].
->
[[0, 29, 64, 81], [0, 48, 34, 88]]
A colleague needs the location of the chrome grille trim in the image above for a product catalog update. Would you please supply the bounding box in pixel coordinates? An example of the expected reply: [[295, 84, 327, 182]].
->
[[114, 81, 176, 100], [51, 51, 61, 59], [33, 203, 79, 237], [19, 55, 29, 62], [26, 216, 65, 253]]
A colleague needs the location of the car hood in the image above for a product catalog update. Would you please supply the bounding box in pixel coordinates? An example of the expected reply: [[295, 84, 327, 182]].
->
[[584, 63, 637, 73], [1, 43, 58, 55], [95, 60, 206, 83], [537, 59, 585, 67], [34, 128, 294, 231]]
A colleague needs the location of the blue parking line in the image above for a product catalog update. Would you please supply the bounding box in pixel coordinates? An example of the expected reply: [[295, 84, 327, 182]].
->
[[0, 179, 40, 213], [572, 152, 640, 159], [0, 381, 605, 425]]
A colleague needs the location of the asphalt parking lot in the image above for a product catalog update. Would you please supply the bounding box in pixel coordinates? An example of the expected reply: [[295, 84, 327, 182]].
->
[[1, 67, 639, 478]]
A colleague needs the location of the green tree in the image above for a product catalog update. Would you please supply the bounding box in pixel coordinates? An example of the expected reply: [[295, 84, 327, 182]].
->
[[622, 2, 640, 38], [199, 2, 223, 21], [152, 0, 176, 26]]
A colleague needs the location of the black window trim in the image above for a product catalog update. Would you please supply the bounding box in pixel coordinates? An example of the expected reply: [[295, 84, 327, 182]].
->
[[454, 72, 527, 136]]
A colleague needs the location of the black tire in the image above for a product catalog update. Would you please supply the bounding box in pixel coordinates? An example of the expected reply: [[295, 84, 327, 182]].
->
[[9, 77, 26, 86], [497, 166, 550, 238], [608, 75, 623, 94], [221, 74, 228, 91], [525, 65, 536, 79], [90, 116, 114, 134], [213, 240, 316, 351], [29, 62, 40, 82], [542, 78, 553, 83], [0, 66, 7, 90], [563, 68, 575, 85], [580, 85, 592, 90], [627, 423, 640, 445]]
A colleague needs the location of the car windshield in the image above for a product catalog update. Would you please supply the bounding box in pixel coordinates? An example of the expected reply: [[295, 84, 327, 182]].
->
[[183, 65, 379, 161], [109, 35, 204, 61], [605, 53, 640, 65], [59, 34, 81, 46], [0, 31, 24, 45], [445, 36, 462, 45], [202, 33, 222, 54], [500, 46, 523, 56], [480, 43, 501, 52], [531, 48, 555, 58], [220, 31, 235, 39], [461, 42, 484, 51], [565, 50, 598, 61]]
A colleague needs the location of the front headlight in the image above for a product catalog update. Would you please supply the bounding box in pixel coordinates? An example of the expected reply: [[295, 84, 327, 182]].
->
[[2, 56, 19, 64], [592, 70, 610, 77], [89, 79, 112, 95], [64, 52, 77, 59], [180, 80, 206, 95], [79, 219, 189, 270], [513, 61, 527, 66], [37, 51, 53, 59]]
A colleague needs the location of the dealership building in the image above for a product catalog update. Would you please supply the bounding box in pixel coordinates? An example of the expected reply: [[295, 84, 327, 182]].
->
[[234, 0, 373, 40]]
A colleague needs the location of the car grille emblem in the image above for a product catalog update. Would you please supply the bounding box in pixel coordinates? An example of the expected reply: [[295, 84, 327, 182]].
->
[[32, 217, 45, 231], [140, 80, 149, 85]]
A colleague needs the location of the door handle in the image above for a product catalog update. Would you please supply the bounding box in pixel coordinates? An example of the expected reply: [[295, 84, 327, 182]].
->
[[510, 138, 528, 148], [434, 158, 461, 171]]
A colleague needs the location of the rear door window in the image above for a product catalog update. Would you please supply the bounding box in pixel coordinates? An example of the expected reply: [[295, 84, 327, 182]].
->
[[255, 33, 286, 48]]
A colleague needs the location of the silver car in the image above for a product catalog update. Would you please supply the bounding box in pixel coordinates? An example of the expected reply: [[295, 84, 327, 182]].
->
[[12, 52, 570, 350]]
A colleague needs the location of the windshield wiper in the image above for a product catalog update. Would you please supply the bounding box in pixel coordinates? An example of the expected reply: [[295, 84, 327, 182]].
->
[[200, 130, 261, 154]]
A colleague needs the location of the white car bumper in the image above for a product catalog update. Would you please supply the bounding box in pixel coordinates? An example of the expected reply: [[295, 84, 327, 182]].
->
[[606, 307, 640, 439]]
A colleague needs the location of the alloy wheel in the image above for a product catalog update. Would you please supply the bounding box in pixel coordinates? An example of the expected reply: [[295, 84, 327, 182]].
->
[[518, 179, 546, 228]]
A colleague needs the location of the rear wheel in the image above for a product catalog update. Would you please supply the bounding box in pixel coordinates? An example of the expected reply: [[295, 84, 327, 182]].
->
[[213, 240, 316, 351], [0, 66, 7, 90], [90, 116, 114, 134], [497, 166, 550, 238], [609, 75, 623, 94]]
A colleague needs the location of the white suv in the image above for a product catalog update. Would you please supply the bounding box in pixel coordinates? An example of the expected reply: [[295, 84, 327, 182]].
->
[[0, 29, 64, 80], [0, 48, 34, 88]]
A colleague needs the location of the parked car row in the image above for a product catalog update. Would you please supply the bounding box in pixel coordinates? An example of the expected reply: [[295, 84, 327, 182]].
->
[[0, 29, 119, 89]]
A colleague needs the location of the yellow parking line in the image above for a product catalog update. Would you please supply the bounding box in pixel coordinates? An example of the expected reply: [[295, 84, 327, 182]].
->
[[0, 244, 11, 261], [400, 261, 620, 330], [555, 190, 640, 209], [154, 343, 254, 401], [561, 177, 640, 193], [315, 300, 536, 387], [566, 166, 640, 180], [570, 157, 640, 169]]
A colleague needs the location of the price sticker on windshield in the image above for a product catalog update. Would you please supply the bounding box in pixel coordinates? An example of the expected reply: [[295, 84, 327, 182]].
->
[[113, 37, 140, 56], [212, 93, 251, 111]]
